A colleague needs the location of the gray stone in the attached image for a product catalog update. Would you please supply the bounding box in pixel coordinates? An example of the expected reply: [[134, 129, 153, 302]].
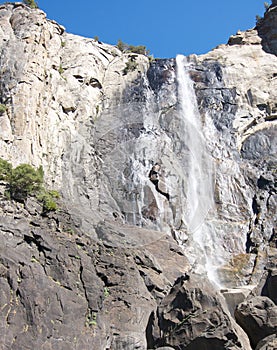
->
[[256, 334, 277, 350], [257, 2, 277, 55], [221, 286, 253, 317], [149, 275, 251, 349], [235, 296, 277, 348], [240, 126, 277, 160], [0, 196, 190, 349]]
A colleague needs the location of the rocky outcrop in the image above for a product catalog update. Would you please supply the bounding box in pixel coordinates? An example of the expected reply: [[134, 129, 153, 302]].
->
[[228, 29, 261, 46], [257, 0, 277, 55], [0, 192, 189, 349], [0, 2, 276, 350], [197, 4, 277, 290]]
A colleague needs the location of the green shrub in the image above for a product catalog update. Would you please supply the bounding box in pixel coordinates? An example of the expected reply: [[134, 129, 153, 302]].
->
[[9, 163, 43, 201], [37, 165, 44, 180], [123, 59, 138, 75], [37, 189, 60, 212], [256, 14, 262, 24], [0, 158, 12, 181], [103, 286, 109, 298], [0, 104, 7, 114], [117, 39, 128, 52], [128, 45, 149, 55], [0, 158, 59, 210], [48, 190, 60, 198], [23, 0, 38, 9], [148, 55, 155, 63], [58, 64, 64, 75], [117, 40, 150, 56]]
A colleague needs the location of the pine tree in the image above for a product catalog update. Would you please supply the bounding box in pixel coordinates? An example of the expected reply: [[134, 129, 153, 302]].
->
[[23, 0, 38, 9]]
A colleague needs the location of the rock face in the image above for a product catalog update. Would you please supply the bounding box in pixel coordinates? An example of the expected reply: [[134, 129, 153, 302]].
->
[[0, 2, 276, 350], [257, 1, 277, 55], [0, 194, 188, 349]]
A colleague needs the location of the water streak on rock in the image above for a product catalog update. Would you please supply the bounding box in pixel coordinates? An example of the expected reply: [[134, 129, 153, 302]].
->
[[176, 54, 221, 286]]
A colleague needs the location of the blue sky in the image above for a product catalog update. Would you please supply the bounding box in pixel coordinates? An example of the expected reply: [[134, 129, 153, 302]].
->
[[11, 1, 268, 57]]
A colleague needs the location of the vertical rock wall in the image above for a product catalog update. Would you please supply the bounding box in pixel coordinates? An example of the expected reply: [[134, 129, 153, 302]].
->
[[0, 0, 276, 291], [0, 2, 276, 350]]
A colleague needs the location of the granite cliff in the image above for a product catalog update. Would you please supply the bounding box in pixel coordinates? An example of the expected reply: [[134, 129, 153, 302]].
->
[[0, 2, 276, 349]]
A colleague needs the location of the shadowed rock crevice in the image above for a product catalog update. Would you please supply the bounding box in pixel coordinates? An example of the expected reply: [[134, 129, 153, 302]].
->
[[149, 163, 170, 201]]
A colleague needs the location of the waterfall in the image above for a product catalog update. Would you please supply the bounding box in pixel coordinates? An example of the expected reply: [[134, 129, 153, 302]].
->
[[176, 55, 221, 287]]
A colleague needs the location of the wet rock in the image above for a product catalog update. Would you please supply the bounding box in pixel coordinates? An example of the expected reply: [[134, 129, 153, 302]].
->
[[147, 59, 176, 92]]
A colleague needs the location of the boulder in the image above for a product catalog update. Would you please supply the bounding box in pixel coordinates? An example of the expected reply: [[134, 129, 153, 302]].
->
[[235, 296, 277, 348], [255, 334, 277, 350], [149, 275, 251, 349], [221, 286, 253, 317]]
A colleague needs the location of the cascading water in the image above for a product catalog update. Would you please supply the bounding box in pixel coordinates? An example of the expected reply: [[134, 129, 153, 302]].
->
[[176, 54, 222, 287], [96, 56, 231, 287]]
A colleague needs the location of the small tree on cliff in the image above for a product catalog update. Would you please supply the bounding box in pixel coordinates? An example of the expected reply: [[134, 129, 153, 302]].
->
[[0, 158, 12, 182], [117, 39, 150, 56], [23, 0, 38, 9], [0, 158, 59, 211], [8, 163, 43, 201]]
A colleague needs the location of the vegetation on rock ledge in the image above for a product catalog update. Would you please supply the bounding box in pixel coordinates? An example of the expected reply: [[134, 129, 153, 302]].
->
[[123, 57, 138, 75], [117, 39, 150, 56], [0, 158, 59, 211], [23, 0, 38, 9], [0, 103, 7, 114]]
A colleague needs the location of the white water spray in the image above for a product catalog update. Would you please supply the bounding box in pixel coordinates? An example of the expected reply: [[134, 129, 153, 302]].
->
[[176, 54, 221, 287]]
